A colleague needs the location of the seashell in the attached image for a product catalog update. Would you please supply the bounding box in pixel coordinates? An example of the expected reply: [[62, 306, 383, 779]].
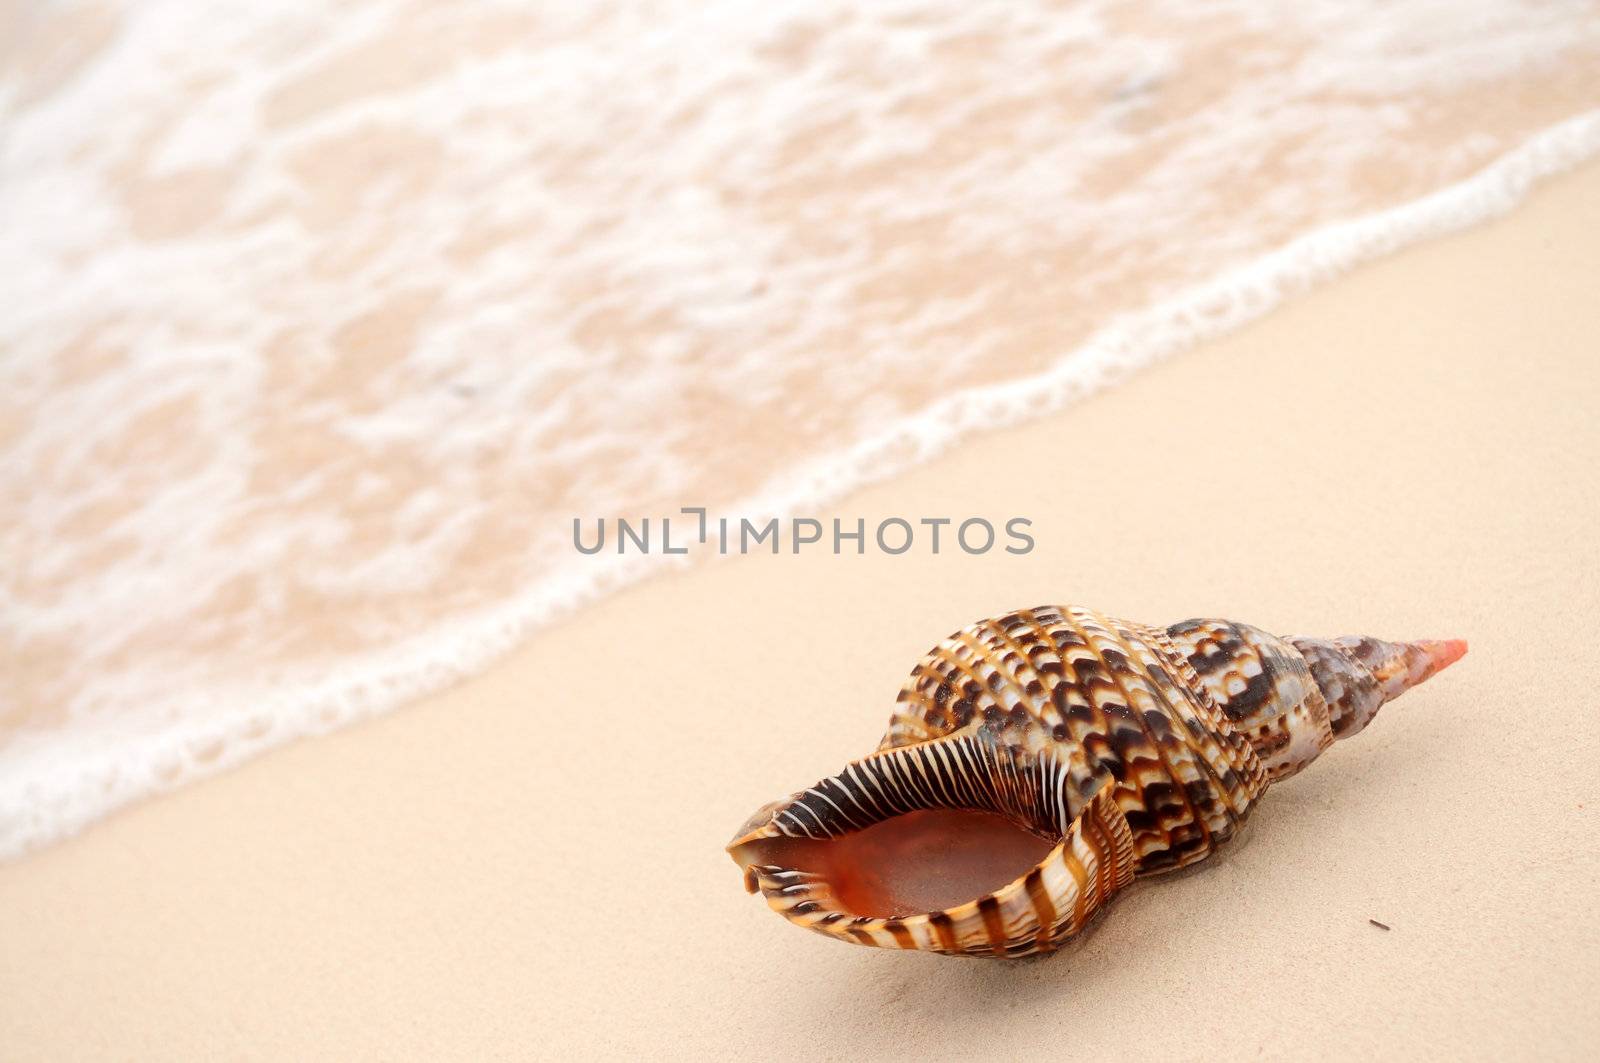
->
[[727, 605, 1465, 958]]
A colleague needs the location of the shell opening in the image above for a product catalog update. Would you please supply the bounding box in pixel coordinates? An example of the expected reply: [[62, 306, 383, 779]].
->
[[732, 808, 1056, 919], [725, 728, 1115, 955]]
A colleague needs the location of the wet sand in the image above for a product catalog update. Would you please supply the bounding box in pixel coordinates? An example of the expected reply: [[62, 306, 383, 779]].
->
[[2, 161, 1598, 1060]]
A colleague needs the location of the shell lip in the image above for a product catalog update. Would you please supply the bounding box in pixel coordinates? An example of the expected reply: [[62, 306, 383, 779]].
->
[[725, 722, 1009, 868], [739, 840, 1076, 957], [725, 799, 787, 855], [727, 729, 1134, 956]]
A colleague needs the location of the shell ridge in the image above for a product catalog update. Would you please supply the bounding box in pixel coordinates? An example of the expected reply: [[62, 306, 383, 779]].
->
[[882, 632, 995, 749], [950, 625, 1027, 730], [1056, 608, 1175, 867], [1128, 621, 1247, 838], [980, 608, 1056, 728], [1085, 614, 1218, 870], [1156, 622, 1270, 804], [1105, 618, 1216, 866]]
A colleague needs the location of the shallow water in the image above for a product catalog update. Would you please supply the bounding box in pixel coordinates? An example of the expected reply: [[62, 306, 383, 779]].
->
[[3, 0, 1599, 858]]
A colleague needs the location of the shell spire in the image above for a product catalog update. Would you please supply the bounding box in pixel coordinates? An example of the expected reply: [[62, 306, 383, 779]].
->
[[729, 605, 1466, 958], [1289, 633, 1468, 745]]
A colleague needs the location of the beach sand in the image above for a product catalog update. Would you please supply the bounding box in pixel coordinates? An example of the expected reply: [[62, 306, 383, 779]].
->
[[4, 161, 1599, 1061]]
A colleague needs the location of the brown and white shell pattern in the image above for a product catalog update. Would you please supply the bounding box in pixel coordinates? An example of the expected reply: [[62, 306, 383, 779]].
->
[[727, 605, 1466, 958]]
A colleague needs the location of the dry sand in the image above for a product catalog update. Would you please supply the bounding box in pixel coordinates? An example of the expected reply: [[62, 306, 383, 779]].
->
[[3, 162, 1599, 1061]]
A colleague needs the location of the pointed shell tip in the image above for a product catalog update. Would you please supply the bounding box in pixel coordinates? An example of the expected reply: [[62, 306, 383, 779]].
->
[[1426, 638, 1468, 671]]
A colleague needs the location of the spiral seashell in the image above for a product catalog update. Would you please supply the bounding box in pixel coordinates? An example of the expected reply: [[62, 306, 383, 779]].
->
[[727, 605, 1466, 958]]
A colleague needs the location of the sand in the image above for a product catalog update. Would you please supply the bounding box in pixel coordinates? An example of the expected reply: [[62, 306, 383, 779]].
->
[[4, 161, 1599, 1061]]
